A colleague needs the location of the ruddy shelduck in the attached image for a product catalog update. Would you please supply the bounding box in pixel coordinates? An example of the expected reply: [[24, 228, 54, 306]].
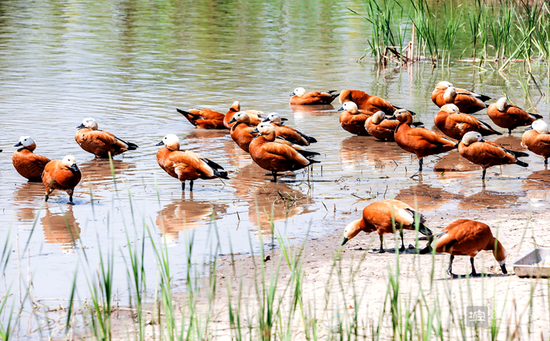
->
[[263, 112, 316, 146], [365, 111, 403, 141], [487, 97, 542, 134], [75, 118, 138, 158], [249, 122, 319, 182], [339, 89, 401, 115], [339, 101, 373, 135], [13, 136, 51, 182], [156, 134, 229, 191], [289, 87, 339, 105], [458, 131, 528, 180], [434, 219, 507, 278], [228, 112, 258, 152], [392, 109, 457, 171], [224, 101, 263, 129], [176, 107, 226, 129], [431, 81, 490, 113], [42, 155, 82, 204], [434, 104, 501, 140], [342, 199, 433, 253], [521, 119, 550, 164]]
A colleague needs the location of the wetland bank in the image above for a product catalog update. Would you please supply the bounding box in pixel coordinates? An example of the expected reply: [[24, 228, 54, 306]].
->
[[1, 0, 550, 339]]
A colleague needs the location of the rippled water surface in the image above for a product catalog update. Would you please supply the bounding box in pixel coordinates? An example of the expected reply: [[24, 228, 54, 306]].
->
[[1, 0, 550, 337]]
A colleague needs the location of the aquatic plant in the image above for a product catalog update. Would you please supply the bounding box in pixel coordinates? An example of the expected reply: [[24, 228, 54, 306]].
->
[[351, 0, 550, 68]]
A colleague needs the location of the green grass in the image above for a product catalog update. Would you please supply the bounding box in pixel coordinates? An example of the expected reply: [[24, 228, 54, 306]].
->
[[351, 0, 550, 68]]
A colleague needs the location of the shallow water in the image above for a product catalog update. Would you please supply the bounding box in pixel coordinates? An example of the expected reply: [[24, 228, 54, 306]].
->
[[1, 0, 550, 337]]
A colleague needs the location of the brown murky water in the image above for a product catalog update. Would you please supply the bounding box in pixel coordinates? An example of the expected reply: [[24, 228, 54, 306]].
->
[[1, 0, 550, 335]]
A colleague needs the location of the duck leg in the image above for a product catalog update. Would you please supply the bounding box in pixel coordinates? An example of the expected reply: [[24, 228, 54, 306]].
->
[[44, 194, 49, 202], [181, 182, 186, 191], [272, 171, 278, 183], [377, 235, 385, 253], [447, 255, 459, 279], [399, 229, 406, 252], [469, 257, 480, 277], [481, 169, 487, 180], [190, 180, 194, 192], [418, 158, 423, 172]]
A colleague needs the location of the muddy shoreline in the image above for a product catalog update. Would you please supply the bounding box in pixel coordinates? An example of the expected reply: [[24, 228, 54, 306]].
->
[[135, 204, 550, 340]]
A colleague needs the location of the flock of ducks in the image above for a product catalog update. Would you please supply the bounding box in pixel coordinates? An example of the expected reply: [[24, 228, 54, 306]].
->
[[6, 82, 550, 277]]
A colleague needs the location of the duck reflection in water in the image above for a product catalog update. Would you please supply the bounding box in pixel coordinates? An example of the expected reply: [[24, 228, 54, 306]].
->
[[230, 162, 314, 234], [395, 180, 461, 211], [42, 206, 81, 253], [458, 189, 521, 210], [156, 192, 228, 243], [289, 104, 334, 119], [78, 158, 136, 184], [13, 182, 45, 222], [522, 169, 550, 203], [339, 136, 408, 170]]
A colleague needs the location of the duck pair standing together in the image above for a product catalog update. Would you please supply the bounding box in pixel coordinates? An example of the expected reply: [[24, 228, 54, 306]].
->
[[342, 199, 507, 278]]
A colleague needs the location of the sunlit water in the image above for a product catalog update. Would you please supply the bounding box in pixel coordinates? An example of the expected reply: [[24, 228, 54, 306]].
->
[[1, 0, 550, 338]]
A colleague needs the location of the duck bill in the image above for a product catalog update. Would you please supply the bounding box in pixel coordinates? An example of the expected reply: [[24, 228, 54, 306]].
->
[[337, 107, 344, 111], [156, 141, 164, 146], [262, 117, 270, 122], [69, 164, 79, 172], [525, 126, 533, 131], [14, 141, 23, 147], [341, 237, 349, 246], [228, 117, 237, 124], [76, 123, 85, 129], [249, 127, 259, 135], [280, 117, 288, 121]]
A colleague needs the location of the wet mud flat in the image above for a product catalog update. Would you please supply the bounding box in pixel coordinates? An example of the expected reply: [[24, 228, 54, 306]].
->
[[101, 194, 550, 340]]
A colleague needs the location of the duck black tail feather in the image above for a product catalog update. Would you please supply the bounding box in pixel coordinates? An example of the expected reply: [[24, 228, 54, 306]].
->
[[515, 159, 529, 167], [200, 158, 225, 171], [513, 150, 530, 158], [298, 150, 321, 158], [529, 112, 543, 119], [478, 94, 492, 102], [214, 169, 229, 179]]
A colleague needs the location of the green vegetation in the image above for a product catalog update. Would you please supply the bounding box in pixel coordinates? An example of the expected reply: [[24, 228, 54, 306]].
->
[[352, 0, 550, 67]]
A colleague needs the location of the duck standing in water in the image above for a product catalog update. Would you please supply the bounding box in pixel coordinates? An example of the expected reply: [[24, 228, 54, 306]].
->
[[487, 97, 542, 134], [13, 136, 51, 182], [365, 111, 403, 141], [249, 122, 319, 182], [458, 131, 529, 180], [521, 119, 550, 165], [262, 112, 316, 146], [42, 155, 82, 204], [224, 101, 263, 129], [75, 118, 138, 158], [176, 107, 226, 129], [431, 81, 490, 113], [392, 109, 457, 171], [289, 87, 339, 105], [339, 89, 406, 115], [156, 134, 228, 191], [434, 104, 501, 139], [342, 199, 433, 253], [434, 219, 507, 278], [339, 101, 373, 135], [228, 112, 259, 152]]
